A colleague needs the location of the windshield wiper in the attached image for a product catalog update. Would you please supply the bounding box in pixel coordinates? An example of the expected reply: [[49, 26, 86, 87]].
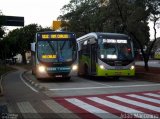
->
[[47, 41, 56, 53]]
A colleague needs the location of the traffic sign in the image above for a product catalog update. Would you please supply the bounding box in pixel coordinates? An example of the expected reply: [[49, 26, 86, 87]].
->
[[52, 21, 62, 30], [0, 16, 24, 26]]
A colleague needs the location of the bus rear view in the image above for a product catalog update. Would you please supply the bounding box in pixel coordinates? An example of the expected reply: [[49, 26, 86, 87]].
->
[[32, 31, 78, 80]]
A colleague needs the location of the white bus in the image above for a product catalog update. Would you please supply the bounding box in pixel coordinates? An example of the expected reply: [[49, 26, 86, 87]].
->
[[77, 32, 135, 79]]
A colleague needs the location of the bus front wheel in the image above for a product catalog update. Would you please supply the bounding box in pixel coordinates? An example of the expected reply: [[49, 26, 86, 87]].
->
[[84, 64, 89, 76]]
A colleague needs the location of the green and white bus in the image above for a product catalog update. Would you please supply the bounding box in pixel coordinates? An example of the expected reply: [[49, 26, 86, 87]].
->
[[154, 48, 160, 59], [31, 31, 78, 80], [77, 32, 135, 79]]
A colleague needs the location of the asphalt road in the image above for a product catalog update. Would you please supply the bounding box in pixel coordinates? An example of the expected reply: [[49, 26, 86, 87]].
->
[[1, 66, 160, 119], [24, 71, 160, 97]]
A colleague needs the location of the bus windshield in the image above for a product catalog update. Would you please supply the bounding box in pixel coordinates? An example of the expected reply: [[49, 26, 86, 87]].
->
[[37, 40, 76, 63], [99, 39, 134, 60]]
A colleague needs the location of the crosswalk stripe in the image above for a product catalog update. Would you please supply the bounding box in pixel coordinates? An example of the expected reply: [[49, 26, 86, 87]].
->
[[128, 94, 160, 104], [108, 95, 160, 112], [43, 100, 81, 119], [143, 93, 160, 98], [17, 102, 42, 119], [65, 98, 120, 119], [87, 97, 156, 119]]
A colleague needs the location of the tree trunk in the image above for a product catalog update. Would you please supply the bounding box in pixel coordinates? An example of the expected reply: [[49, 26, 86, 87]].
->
[[21, 52, 26, 64], [144, 57, 149, 71]]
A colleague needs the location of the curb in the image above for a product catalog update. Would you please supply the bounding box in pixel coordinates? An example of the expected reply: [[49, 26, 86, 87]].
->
[[0, 74, 5, 96], [22, 71, 48, 91]]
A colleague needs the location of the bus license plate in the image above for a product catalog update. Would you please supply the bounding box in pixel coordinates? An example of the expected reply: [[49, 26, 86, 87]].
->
[[115, 72, 122, 75], [115, 66, 123, 70], [55, 75, 62, 78]]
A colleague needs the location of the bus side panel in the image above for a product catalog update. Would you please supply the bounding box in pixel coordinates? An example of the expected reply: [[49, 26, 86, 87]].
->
[[78, 55, 91, 75]]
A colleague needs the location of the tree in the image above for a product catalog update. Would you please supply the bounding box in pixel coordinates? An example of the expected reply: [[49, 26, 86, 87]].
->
[[0, 10, 5, 38], [3, 24, 43, 64], [147, 0, 160, 58], [110, 0, 156, 71], [58, 0, 108, 37]]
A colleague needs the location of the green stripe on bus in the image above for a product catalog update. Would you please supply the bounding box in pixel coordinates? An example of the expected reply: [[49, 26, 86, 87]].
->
[[97, 65, 135, 76]]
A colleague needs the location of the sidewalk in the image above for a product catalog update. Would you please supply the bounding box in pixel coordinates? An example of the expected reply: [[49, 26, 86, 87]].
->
[[135, 62, 160, 82]]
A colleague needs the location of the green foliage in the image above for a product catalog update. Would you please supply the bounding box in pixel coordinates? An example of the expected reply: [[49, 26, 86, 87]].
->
[[59, 0, 150, 43], [0, 10, 5, 38], [58, 0, 105, 37], [0, 24, 52, 60], [111, 0, 150, 46], [3, 24, 40, 56]]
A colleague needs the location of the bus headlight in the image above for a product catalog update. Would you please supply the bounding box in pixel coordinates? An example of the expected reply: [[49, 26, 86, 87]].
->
[[100, 65, 105, 69], [38, 65, 46, 73], [72, 65, 78, 71], [130, 65, 135, 70]]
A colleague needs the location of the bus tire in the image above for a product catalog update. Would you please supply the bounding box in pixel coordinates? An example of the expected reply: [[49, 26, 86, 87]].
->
[[84, 64, 89, 77], [66, 77, 71, 80]]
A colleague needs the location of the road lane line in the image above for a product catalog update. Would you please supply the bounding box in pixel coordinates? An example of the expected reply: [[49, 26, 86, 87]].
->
[[143, 93, 160, 98], [108, 95, 160, 112], [127, 94, 160, 104], [43, 100, 81, 119], [49, 84, 160, 91], [17, 101, 42, 119], [65, 98, 119, 119], [49, 86, 110, 91], [20, 73, 38, 93], [88, 97, 158, 119]]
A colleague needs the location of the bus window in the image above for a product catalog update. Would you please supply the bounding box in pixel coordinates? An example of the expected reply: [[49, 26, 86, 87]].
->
[[118, 45, 132, 60]]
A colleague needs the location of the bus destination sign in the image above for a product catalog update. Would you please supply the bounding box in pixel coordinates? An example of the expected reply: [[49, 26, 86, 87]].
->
[[41, 34, 69, 39]]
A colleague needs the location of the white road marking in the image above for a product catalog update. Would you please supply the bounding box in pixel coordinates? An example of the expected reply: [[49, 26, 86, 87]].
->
[[49, 84, 160, 91], [127, 94, 160, 104], [143, 93, 160, 98], [65, 98, 120, 119], [43, 100, 80, 119], [88, 97, 157, 119], [17, 101, 41, 119], [108, 96, 160, 112], [49, 86, 110, 91], [20, 73, 38, 93]]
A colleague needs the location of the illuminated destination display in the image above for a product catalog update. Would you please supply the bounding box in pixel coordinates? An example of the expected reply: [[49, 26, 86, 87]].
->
[[103, 39, 127, 44], [42, 55, 57, 59], [41, 34, 69, 39]]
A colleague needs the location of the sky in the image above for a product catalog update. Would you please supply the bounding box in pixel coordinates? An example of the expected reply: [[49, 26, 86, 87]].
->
[[0, 0, 70, 27], [0, 0, 160, 40]]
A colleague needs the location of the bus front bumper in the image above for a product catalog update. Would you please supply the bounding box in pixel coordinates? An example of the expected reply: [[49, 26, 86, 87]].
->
[[97, 68, 135, 77], [35, 67, 78, 79]]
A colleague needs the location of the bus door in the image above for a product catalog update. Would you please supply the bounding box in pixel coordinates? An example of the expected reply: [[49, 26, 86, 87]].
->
[[90, 43, 97, 74]]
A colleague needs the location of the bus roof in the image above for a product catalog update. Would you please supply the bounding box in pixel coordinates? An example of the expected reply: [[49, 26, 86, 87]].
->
[[76, 32, 129, 42], [36, 31, 75, 35]]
